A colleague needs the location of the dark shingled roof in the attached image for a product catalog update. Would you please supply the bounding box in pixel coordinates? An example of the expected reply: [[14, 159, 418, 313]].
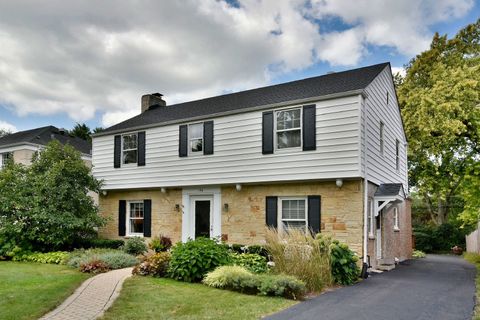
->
[[0, 126, 92, 155], [374, 183, 404, 197], [102, 62, 389, 134]]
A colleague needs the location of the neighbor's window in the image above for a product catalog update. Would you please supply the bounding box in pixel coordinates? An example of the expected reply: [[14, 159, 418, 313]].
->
[[279, 198, 307, 231], [122, 133, 138, 164], [393, 207, 399, 230], [128, 201, 144, 236], [379, 122, 385, 154], [395, 139, 400, 171], [189, 123, 203, 153], [1, 152, 13, 167], [276, 108, 301, 149], [368, 199, 374, 237]]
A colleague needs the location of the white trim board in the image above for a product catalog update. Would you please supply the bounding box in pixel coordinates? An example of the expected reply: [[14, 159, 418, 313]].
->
[[181, 187, 221, 242]]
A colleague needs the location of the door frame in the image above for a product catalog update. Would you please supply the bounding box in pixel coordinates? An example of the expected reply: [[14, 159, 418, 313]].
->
[[182, 187, 221, 242], [190, 195, 213, 239]]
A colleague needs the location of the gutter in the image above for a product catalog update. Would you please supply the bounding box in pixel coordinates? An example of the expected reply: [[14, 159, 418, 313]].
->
[[0, 142, 92, 159], [92, 89, 366, 138]]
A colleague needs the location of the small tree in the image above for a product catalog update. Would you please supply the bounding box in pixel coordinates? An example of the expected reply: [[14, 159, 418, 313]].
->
[[0, 140, 105, 255]]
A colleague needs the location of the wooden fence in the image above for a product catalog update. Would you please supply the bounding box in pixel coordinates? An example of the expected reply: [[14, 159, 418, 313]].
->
[[466, 222, 480, 253]]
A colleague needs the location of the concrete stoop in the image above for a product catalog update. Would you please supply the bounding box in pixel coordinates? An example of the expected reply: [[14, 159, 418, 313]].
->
[[377, 264, 395, 271]]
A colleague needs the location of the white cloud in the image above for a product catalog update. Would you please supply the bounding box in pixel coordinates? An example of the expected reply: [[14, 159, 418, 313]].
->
[[0, 120, 17, 133], [391, 67, 407, 78], [0, 0, 473, 127]]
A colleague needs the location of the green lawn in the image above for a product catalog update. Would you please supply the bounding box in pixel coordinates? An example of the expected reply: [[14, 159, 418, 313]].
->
[[102, 276, 297, 320], [0, 262, 90, 320]]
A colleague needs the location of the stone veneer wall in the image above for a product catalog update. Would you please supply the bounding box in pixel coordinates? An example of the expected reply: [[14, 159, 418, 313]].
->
[[13, 149, 35, 165], [98, 180, 365, 255], [98, 189, 183, 243]]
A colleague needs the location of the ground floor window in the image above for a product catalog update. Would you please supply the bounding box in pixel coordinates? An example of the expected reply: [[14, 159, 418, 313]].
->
[[393, 207, 399, 230], [127, 201, 144, 236], [279, 197, 307, 232], [1, 152, 13, 167]]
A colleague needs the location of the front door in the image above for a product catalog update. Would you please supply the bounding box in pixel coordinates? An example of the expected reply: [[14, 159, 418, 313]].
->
[[376, 212, 382, 259], [192, 196, 212, 238]]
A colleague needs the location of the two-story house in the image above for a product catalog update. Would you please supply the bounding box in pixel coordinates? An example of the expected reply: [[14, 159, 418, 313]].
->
[[92, 62, 412, 270], [0, 125, 92, 168]]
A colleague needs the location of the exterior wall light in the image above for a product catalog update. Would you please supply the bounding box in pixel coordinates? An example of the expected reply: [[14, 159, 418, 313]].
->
[[160, 187, 166, 193], [224, 203, 229, 212], [174, 204, 180, 212], [336, 179, 343, 188], [236, 183, 242, 191], [102, 190, 108, 196]]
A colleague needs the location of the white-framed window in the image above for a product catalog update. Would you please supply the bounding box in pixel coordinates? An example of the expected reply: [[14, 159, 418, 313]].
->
[[127, 201, 144, 236], [279, 197, 308, 232], [393, 207, 399, 230], [275, 108, 302, 150], [1, 152, 13, 167], [122, 133, 138, 165], [395, 139, 400, 171], [188, 122, 203, 154], [368, 199, 374, 237], [379, 121, 385, 154]]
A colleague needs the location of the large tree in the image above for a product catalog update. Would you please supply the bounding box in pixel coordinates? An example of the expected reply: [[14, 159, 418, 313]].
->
[[397, 19, 480, 225], [0, 140, 104, 255], [69, 123, 92, 141]]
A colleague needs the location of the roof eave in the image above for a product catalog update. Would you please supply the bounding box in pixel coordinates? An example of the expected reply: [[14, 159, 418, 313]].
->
[[93, 89, 366, 138]]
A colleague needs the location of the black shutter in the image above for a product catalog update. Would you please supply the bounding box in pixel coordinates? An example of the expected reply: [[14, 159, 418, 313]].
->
[[266, 196, 278, 228], [262, 111, 274, 154], [118, 200, 126, 236], [303, 105, 316, 151], [203, 121, 214, 155], [179, 125, 188, 157], [308, 195, 321, 235], [138, 131, 146, 166], [114, 135, 121, 168], [143, 199, 152, 237]]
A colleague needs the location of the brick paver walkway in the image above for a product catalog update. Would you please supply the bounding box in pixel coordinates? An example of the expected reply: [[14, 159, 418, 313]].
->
[[40, 267, 133, 320]]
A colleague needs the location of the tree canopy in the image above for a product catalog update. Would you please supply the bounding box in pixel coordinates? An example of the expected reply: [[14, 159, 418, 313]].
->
[[0, 140, 104, 255], [69, 123, 104, 141], [397, 19, 480, 226]]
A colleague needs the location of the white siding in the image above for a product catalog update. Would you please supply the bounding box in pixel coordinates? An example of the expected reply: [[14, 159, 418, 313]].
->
[[363, 66, 408, 192], [93, 96, 363, 190]]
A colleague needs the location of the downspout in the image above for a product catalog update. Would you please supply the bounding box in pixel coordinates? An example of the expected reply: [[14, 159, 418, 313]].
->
[[362, 95, 369, 266]]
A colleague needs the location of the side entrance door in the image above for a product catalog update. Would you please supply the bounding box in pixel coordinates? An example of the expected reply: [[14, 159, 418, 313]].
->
[[191, 196, 213, 239], [376, 211, 382, 259]]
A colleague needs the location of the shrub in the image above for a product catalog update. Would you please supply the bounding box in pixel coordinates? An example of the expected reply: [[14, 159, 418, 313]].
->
[[169, 237, 231, 282], [414, 222, 466, 253], [412, 250, 426, 259], [67, 248, 137, 270], [83, 238, 125, 249], [123, 237, 148, 255], [265, 228, 332, 291], [13, 251, 69, 264], [227, 244, 268, 257], [149, 235, 172, 252], [133, 252, 171, 277], [96, 251, 138, 269], [256, 274, 306, 300], [230, 253, 268, 274], [203, 265, 306, 300], [80, 259, 109, 274], [329, 238, 360, 285]]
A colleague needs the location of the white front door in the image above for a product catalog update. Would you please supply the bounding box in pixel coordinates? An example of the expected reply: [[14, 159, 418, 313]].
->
[[190, 196, 213, 239], [376, 212, 382, 259]]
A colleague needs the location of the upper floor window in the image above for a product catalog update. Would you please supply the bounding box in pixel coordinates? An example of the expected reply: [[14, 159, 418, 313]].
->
[[379, 122, 385, 154], [393, 207, 399, 230], [279, 197, 307, 232], [395, 139, 400, 171], [127, 201, 144, 236], [276, 108, 301, 149], [1, 152, 13, 167], [122, 133, 138, 164], [189, 123, 203, 154]]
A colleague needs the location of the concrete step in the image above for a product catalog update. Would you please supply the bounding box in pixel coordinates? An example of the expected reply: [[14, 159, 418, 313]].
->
[[377, 264, 395, 271]]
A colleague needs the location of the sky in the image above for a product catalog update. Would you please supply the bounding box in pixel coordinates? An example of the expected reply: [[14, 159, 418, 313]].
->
[[0, 0, 478, 133]]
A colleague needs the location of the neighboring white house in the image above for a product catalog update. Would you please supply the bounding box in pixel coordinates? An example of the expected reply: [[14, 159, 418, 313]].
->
[[0, 126, 92, 169], [92, 62, 412, 270]]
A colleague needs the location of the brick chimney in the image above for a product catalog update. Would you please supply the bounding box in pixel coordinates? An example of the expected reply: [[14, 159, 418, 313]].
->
[[141, 93, 166, 113]]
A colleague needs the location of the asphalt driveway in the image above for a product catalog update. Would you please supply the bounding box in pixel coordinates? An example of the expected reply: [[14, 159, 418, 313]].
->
[[267, 255, 476, 320]]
